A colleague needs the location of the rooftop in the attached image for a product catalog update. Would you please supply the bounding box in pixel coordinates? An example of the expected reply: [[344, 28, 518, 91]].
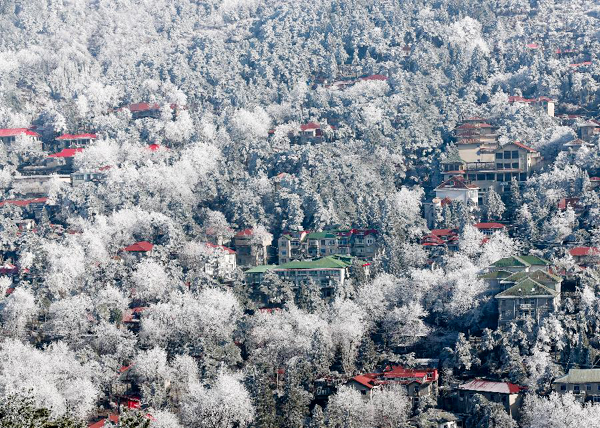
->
[[122, 241, 154, 252], [554, 369, 600, 384], [495, 278, 558, 298], [0, 128, 40, 138], [459, 379, 525, 394]]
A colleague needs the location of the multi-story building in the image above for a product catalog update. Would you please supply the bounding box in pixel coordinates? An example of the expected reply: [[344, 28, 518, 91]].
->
[[244, 255, 369, 298], [54, 133, 97, 150], [495, 277, 560, 325], [553, 369, 600, 403], [442, 118, 543, 195], [201, 243, 237, 280], [234, 228, 272, 267], [277, 229, 378, 264], [489, 255, 552, 273], [434, 175, 479, 206], [508, 96, 555, 116]]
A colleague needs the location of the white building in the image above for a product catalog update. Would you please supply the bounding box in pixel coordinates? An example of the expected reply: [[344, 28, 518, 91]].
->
[[434, 175, 479, 206]]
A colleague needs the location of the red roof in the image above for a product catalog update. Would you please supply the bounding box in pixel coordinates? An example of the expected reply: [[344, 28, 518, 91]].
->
[[350, 374, 378, 389], [569, 247, 600, 257], [56, 133, 97, 140], [235, 228, 254, 237], [459, 379, 524, 394], [300, 122, 321, 131], [204, 243, 236, 254], [361, 74, 388, 81], [436, 175, 479, 190], [558, 197, 580, 210], [512, 141, 536, 152], [88, 414, 119, 428], [121, 241, 154, 252], [432, 229, 458, 237], [128, 102, 160, 112], [147, 143, 166, 151], [122, 307, 148, 323], [590, 177, 600, 182], [475, 222, 505, 230], [0, 197, 47, 207], [526, 43, 540, 49], [0, 128, 40, 138], [569, 61, 592, 67], [48, 148, 84, 158]]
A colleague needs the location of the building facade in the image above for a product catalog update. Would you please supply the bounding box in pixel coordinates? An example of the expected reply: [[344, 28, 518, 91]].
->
[[553, 369, 600, 403]]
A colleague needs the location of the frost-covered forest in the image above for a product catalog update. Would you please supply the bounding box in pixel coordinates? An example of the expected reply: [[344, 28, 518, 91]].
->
[[0, 0, 600, 427]]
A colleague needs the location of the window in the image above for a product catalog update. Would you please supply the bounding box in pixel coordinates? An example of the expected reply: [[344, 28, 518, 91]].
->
[[320, 240, 325, 245], [281, 250, 287, 255], [512, 162, 519, 169], [486, 173, 494, 180], [468, 174, 476, 181], [497, 163, 503, 170], [574, 385, 580, 392], [477, 174, 485, 180], [504, 163, 512, 169], [496, 153, 503, 159], [587, 384, 592, 391], [561, 385, 566, 391], [512, 150, 519, 159]]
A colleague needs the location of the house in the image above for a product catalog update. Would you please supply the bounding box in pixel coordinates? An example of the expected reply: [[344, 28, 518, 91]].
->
[[12, 175, 70, 196], [495, 277, 560, 325], [347, 366, 439, 405], [0, 198, 49, 220], [244, 255, 368, 298], [456, 379, 525, 419], [444, 118, 543, 194], [489, 255, 551, 273], [558, 197, 581, 212], [121, 241, 154, 258], [55, 133, 97, 150], [201, 243, 237, 279], [300, 122, 323, 143], [569, 246, 600, 267], [277, 228, 378, 264], [479, 270, 513, 293], [435, 176, 479, 206], [508, 96, 555, 116], [47, 148, 84, 174], [474, 223, 506, 235], [421, 229, 460, 251], [234, 228, 272, 267], [553, 369, 600, 403], [562, 138, 594, 152], [578, 120, 600, 141], [0, 128, 41, 147], [499, 270, 562, 293]]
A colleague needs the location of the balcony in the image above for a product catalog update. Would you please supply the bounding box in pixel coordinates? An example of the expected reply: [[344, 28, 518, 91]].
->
[[519, 304, 534, 310], [464, 162, 496, 171]]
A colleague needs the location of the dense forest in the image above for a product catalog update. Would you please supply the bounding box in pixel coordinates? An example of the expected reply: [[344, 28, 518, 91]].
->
[[0, 0, 599, 427]]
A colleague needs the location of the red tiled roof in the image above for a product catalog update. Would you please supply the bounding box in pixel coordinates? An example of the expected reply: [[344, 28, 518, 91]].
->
[[361, 74, 388, 81], [0, 197, 48, 207], [351, 374, 377, 389], [88, 414, 119, 428], [526, 43, 539, 49], [436, 175, 479, 190], [512, 141, 536, 152], [128, 102, 160, 112], [300, 122, 321, 131], [459, 379, 525, 394], [56, 133, 97, 140], [235, 228, 254, 237], [48, 148, 84, 158], [569, 61, 592, 67], [0, 128, 40, 138], [122, 241, 154, 252], [475, 223, 505, 230], [570, 247, 600, 257]]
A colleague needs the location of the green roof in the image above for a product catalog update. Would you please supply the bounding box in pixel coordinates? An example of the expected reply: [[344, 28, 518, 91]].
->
[[244, 265, 276, 274], [555, 369, 600, 384], [496, 278, 558, 298], [479, 270, 512, 280], [492, 256, 531, 268], [503, 270, 562, 289], [492, 255, 551, 268], [519, 255, 551, 266], [306, 231, 337, 240], [277, 256, 351, 270]]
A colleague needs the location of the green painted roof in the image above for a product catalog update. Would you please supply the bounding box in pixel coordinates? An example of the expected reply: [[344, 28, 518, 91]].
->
[[306, 231, 337, 240], [501, 271, 529, 282], [495, 278, 558, 298], [492, 256, 530, 268], [277, 255, 350, 270], [479, 270, 512, 279], [554, 369, 600, 384], [244, 265, 276, 273], [492, 255, 551, 268], [519, 255, 551, 266]]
